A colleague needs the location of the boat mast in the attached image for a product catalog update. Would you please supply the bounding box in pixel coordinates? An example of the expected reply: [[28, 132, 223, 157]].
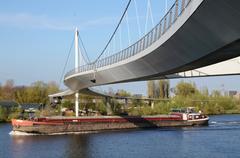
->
[[74, 27, 79, 117]]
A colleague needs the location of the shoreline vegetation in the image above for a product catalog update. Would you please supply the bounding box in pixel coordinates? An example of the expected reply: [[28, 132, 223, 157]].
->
[[0, 80, 240, 122]]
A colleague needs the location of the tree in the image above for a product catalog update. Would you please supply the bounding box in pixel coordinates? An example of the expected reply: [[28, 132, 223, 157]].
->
[[2, 79, 15, 100], [62, 100, 73, 109], [29, 81, 48, 104], [47, 81, 59, 95], [159, 79, 170, 98], [148, 80, 170, 99], [0, 83, 2, 100], [147, 80, 154, 98], [175, 81, 198, 97], [154, 81, 160, 98], [201, 87, 209, 96], [211, 90, 221, 97], [0, 107, 8, 122], [116, 89, 131, 97], [14, 86, 28, 104], [166, 80, 170, 98]]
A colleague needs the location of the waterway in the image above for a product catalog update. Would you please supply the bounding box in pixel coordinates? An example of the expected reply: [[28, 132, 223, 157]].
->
[[1, 115, 240, 158]]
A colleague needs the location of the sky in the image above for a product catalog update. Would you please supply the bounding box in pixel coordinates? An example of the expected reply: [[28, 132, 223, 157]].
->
[[0, 0, 240, 96]]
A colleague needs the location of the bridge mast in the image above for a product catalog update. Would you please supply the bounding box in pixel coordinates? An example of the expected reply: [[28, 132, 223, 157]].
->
[[74, 28, 79, 117]]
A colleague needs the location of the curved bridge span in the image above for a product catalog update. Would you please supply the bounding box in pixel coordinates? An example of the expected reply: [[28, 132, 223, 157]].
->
[[64, 0, 240, 92]]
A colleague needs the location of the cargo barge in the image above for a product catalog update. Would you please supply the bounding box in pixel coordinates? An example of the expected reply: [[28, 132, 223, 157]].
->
[[11, 108, 209, 135]]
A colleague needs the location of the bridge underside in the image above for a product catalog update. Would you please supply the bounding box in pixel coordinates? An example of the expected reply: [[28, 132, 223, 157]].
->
[[156, 56, 240, 79], [49, 55, 240, 99], [64, 0, 240, 92]]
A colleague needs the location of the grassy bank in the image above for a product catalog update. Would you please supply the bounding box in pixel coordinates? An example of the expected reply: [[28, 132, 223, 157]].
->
[[127, 102, 240, 116], [127, 95, 240, 116], [125, 81, 240, 116], [1, 98, 240, 121]]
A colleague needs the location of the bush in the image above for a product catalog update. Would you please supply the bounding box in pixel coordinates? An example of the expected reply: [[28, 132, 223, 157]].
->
[[0, 107, 8, 122], [40, 106, 58, 116], [126, 91, 240, 116], [0, 107, 21, 122], [111, 99, 122, 114], [61, 100, 74, 109], [7, 108, 21, 120], [96, 101, 107, 115]]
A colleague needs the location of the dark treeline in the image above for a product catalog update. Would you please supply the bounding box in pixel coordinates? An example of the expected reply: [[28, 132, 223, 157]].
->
[[0, 80, 59, 104]]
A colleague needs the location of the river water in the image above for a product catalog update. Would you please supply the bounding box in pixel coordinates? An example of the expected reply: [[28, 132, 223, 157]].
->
[[1, 115, 240, 158]]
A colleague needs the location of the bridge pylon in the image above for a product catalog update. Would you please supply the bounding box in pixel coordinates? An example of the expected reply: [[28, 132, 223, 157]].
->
[[75, 27, 80, 117]]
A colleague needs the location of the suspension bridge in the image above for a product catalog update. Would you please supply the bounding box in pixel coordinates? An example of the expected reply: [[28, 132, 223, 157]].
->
[[50, 0, 240, 117]]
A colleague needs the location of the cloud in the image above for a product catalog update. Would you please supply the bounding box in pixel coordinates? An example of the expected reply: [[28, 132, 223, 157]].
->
[[80, 17, 116, 29], [0, 12, 118, 31], [0, 13, 72, 30]]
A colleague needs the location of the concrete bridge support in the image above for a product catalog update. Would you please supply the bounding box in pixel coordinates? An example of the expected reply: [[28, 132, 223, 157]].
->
[[124, 98, 128, 110], [150, 101, 154, 109]]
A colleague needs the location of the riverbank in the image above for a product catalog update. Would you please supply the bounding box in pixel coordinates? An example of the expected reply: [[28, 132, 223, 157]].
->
[[0, 120, 10, 123], [127, 101, 240, 116], [1, 103, 240, 123]]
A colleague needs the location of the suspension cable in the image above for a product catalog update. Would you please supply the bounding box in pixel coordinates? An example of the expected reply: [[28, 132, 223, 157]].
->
[[145, 0, 154, 33], [93, 0, 132, 64], [148, 0, 154, 27], [126, 12, 131, 45], [59, 36, 74, 86], [78, 33, 91, 63], [133, 0, 141, 37], [119, 25, 122, 50], [165, 0, 168, 14], [78, 36, 90, 65]]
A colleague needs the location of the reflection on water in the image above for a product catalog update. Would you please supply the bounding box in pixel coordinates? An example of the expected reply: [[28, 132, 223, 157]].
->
[[1, 115, 240, 158], [65, 135, 90, 158], [10, 134, 91, 158]]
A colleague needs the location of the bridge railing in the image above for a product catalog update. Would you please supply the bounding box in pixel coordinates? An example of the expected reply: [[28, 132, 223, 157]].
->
[[65, 0, 191, 78]]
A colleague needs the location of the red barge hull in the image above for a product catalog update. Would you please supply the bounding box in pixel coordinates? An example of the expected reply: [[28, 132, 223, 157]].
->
[[11, 114, 209, 134]]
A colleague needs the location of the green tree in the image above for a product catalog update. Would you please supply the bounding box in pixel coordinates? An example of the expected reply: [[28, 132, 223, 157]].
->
[[147, 80, 154, 98], [201, 87, 209, 96], [116, 89, 131, 97], [96, 101, 107, 115], [175, 81, 198, 97], [29, 81, 48, 104], [111, 99, 122, 114], [0, 107, 8, 122], [47, 81, 59, 95], [14, 86, 28, 104], [2, 79, 15, 100], [61, 100, 73, 109], [0, 83, 3, 100], [211, 90, 221, 97], [159, 79, 170, 98]]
